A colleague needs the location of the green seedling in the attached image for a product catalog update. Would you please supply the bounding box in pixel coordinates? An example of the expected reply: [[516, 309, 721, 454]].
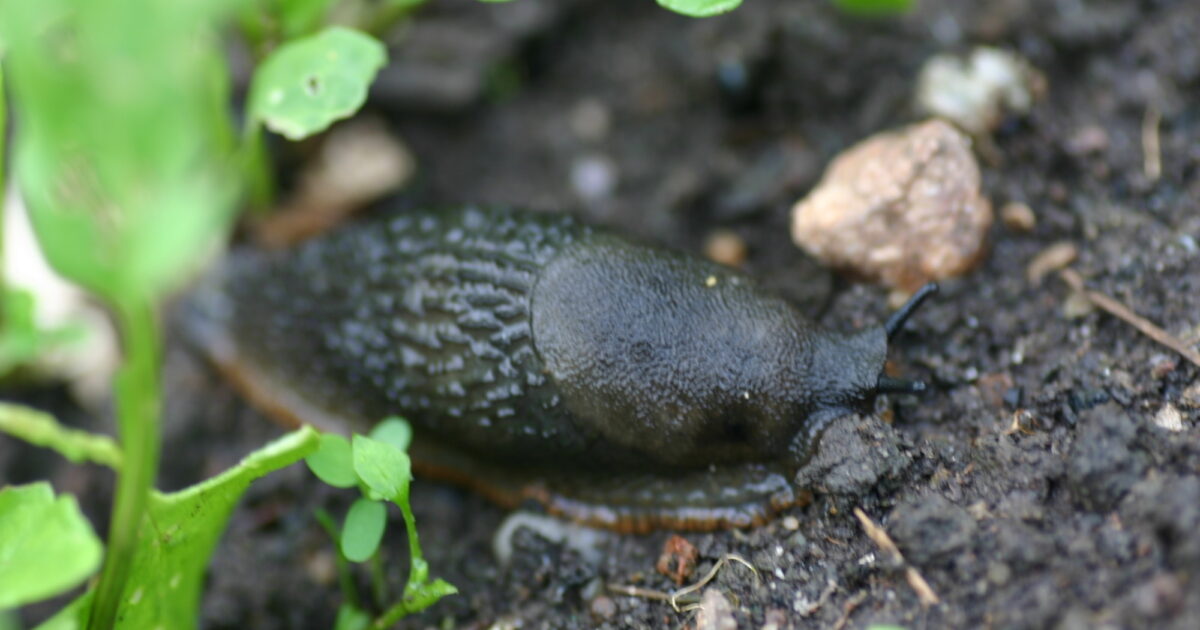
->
[[0, 483, 102, 610], [0, 414, 320, 629], [250, 26, 388, 141], [657, 0, 744, 17], [306, 417, 457, 628], [832, 0, 913, 17]]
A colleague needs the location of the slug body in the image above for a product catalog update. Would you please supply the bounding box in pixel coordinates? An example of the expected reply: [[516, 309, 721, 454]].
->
[[190, 206, 932, 532]]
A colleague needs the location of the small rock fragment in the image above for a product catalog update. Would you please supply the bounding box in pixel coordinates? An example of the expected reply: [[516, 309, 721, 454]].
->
[[570, 155, 618, 202], [1149, 354, 1178, 379], [781, 515, 800, 531], [1061, 291, 1095, 320], [790, 119, 993, 292], [1153, 404, 1185, 432], [589, 595, 617, 621], [656, 534, 699, 585], [1065, 125, 1109, 156], [1181, 380, 1200, 408], [696, 589, 738, 630], [569, 98, 611, 142], [761, 609, 788, 630], [1026, 241, 1078, 286], [915, 46, 1046, 137], [1000, 201, 1037, 232], [704, 230, 749, 267]]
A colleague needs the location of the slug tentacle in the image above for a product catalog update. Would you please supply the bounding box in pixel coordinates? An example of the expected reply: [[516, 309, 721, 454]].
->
[[189, 205, 935, 531], [884, 282, 939, 341]]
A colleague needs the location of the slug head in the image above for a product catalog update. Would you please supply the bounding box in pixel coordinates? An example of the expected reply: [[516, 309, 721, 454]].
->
[[802, 282, 938, 420]]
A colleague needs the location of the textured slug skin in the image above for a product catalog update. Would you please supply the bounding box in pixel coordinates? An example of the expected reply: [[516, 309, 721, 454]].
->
[[188, 206, 889, 531]]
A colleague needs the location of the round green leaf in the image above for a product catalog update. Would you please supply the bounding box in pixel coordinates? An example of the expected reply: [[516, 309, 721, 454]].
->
[[341, 498, 386, 562], [306, 433, 358, 488], [656, 0, 742, 17], [369, 416, 412, 452], [352, 435, 411, 504], [0, 483, 103, 608], [250, 26, 387, 140]]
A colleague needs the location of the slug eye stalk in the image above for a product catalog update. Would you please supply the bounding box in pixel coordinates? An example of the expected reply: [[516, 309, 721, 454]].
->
[[878, 282, 939, 394], [877, 375, 927, 394], [884, 283, 939, 341]]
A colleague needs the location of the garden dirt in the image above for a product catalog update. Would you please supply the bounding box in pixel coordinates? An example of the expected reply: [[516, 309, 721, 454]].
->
[[5, 0, 1199, 628]]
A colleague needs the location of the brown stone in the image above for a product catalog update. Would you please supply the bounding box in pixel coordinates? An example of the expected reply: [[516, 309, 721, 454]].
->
[[791, 119, 992, 292]]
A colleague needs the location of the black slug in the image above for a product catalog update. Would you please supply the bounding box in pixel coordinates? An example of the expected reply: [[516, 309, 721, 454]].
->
[[187, 205, 935, 532]]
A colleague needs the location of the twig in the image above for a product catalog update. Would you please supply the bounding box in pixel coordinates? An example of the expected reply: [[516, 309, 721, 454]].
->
[[797, 578, 839, 617], [1059, 268, 1200, 368], [854, 508, 941, 606], [606, 553, 759, 613], [669, 553, 757, 612], [831, 590, 868, 630], [606, 584, 673, 601], [1142, 106, 1162, 182]]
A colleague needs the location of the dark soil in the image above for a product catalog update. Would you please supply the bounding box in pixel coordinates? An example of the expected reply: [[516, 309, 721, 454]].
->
[[5, 0, 1200, 628]]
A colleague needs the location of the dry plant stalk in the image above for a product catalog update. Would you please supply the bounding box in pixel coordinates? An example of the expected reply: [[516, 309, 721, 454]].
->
[[1059, 268, 1200, 368], [853, 507, 941, 607]]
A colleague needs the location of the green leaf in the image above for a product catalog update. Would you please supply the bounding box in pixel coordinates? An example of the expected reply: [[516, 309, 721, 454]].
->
[[2, 0, 243, 303], [0, 288, 87, 377], [832, 0, 913, 16], [333, 604, 371, 630], [403, 578, 458, 614], [30, 590, 92, 630], [656, 0, 743, 17], [0, 483, 103, 609], [0, 402, 123, 470], [306, 433, 358, 488], [369, 416, 412, 452], [341, 498, 387, 562], [352, 434, 412, 504], [87, 426, 319, 629], [276, 0, 339, 39], [249, 26, 387, 140]]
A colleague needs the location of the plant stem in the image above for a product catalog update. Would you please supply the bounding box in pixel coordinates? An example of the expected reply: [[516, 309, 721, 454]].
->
[[241, 123, 275, 213], [315, 508, 360, 609], [1, 61, 8, 291], [88, 299, 161, 630]]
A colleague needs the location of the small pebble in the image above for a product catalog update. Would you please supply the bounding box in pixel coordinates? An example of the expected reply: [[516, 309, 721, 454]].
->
[[1149, 354, 1178, 379], [569, 98, 611, 142], [589, 595, 617, 621], [696, 589, 738, 630], [1061, 291, 1095, 320], [570, 155, 618, 201], [1000, 201, 1037, 232], [791, 119, 992, 291], [915, 46, 1046, 137], [761, 609, 788, 630], [704, 229, 749, 267], [1181, 380, 1200, 408], [1153, 404, 1184, 432], [1065, 125, 1109, 155], [1026, 241, 1078, 286], [304, 549, 337, 586], [781, 515, 800, 531]]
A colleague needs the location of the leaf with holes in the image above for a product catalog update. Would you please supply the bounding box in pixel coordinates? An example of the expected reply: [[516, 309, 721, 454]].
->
[[249, 26, 387, 140]]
